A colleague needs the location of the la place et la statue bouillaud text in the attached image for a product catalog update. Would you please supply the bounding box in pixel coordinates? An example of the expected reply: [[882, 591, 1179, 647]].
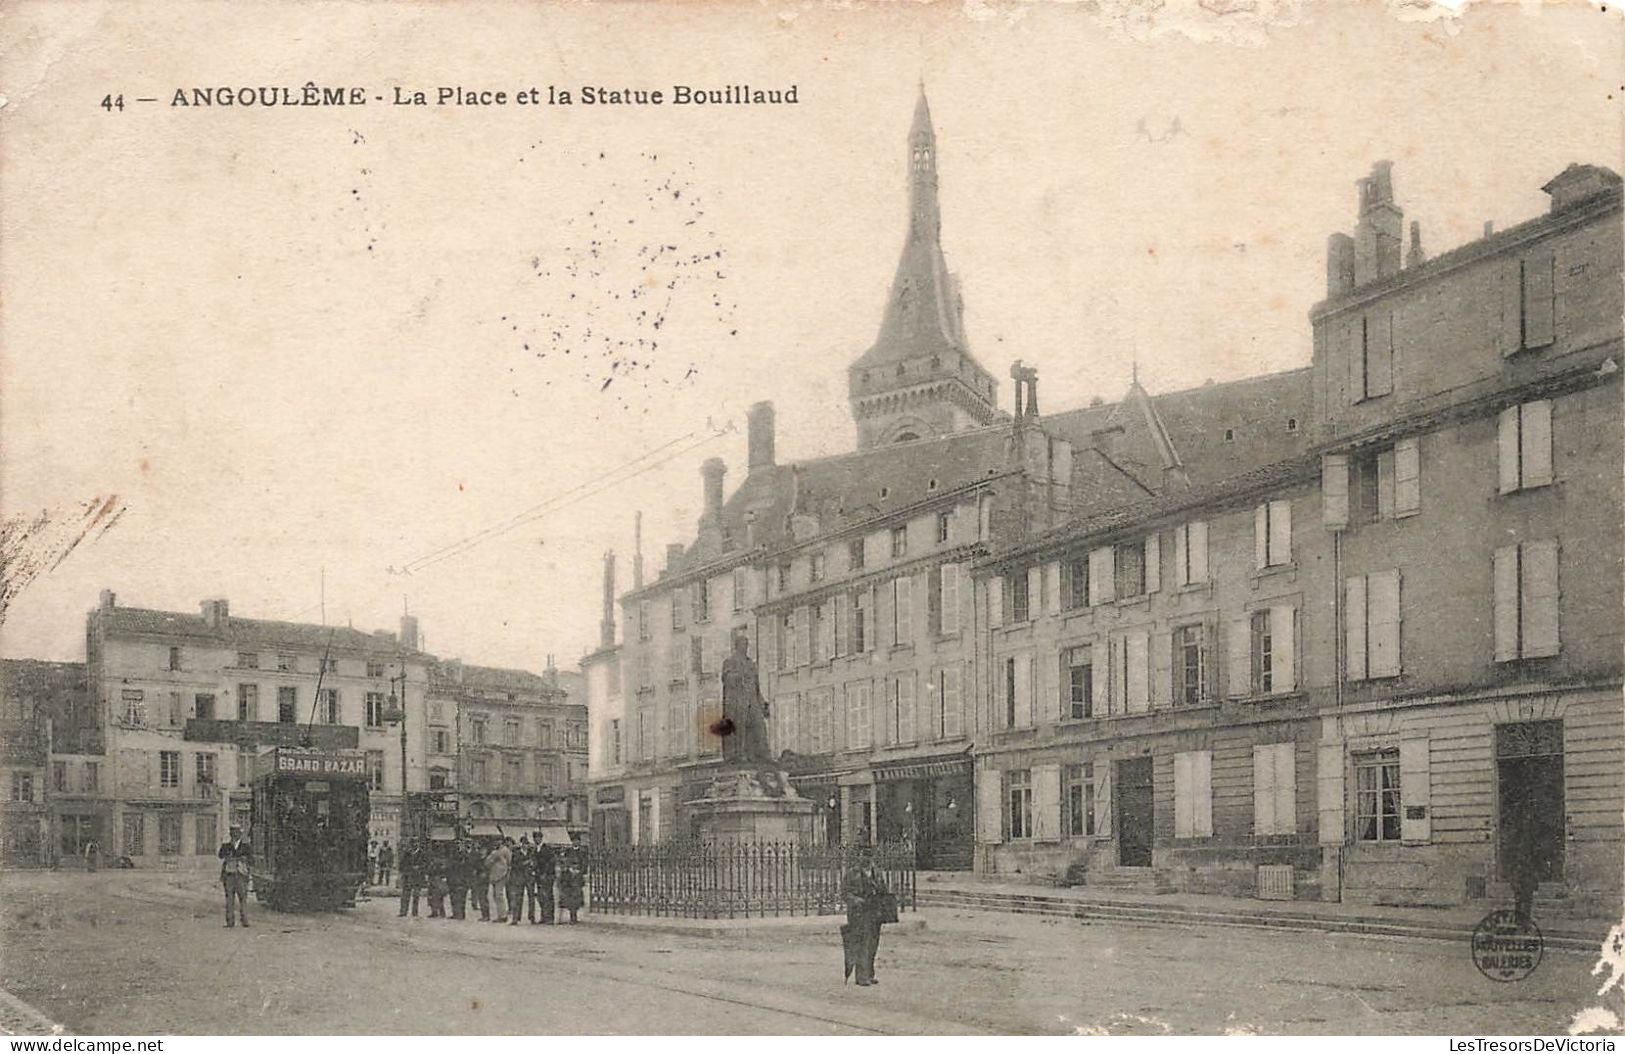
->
[[402, 85, 800, 106]]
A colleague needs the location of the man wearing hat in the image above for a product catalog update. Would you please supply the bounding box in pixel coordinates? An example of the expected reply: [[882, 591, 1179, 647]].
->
[[218, 824, 252, 928]]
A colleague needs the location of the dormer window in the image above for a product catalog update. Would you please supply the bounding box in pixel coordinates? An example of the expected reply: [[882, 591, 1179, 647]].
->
[[1287, 418, 1299, 433], [1224, 428, 1235, 443]]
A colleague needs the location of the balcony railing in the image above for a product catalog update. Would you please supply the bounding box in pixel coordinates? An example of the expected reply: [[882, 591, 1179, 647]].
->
[[183, 718, 359, 750]]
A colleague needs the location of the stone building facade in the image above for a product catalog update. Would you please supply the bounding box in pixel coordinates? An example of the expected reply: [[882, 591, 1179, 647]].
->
[[579, 91, 1622, 909], [0, 660, 85, 866]]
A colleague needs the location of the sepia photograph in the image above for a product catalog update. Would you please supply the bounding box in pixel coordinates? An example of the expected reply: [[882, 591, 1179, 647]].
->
[[0, 0, 1621, 1039]]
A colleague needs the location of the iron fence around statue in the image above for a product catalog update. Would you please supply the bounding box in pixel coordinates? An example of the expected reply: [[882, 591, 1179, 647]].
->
[[586, 841, 917, 919]]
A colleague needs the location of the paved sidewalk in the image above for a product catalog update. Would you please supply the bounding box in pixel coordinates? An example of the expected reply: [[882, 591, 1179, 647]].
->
[[915, 871, 1620, 952]]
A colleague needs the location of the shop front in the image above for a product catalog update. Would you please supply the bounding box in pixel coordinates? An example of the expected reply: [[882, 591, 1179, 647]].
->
[[874, 753, 974, 870]]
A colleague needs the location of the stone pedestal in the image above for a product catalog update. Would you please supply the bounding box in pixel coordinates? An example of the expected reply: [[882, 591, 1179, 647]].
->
[[688, 766, 818, 844]]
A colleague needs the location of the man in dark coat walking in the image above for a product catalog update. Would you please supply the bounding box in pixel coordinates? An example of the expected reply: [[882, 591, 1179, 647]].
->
[[531, 842, 556, 924], [842, 849, 888, 986], [218, 824, 252, 928]]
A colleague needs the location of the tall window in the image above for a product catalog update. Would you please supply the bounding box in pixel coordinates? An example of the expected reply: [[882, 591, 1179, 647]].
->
[[934, 564, 960, 635], [10, 772, 33, 802], [933, 667, 962, 740], [1232, 608, 1295, 696], [638, 601, 651, 641], [196, 815, 217, 855], [504, 718, 521, 746], [196, 752, 217, 790], [1011, 571, 1031, 623], [320, 689, 340, 724], [1498, 401, 1554, 494], [365, 691, 385, 727], [1173, 750, 1213, 839], [1007, 770, 1033, 839], [470, 715, 488, 744], [694, 578, 711, 622], [636, 708, 653, 760], [936, 511, 951, 544], [890, 525, 908, 559], [888, 674, 916, 745], [159, 751, 180, 788], [852, 590, 870, 653], [1065, 554, 1090, 609], [367, 750, 386, 791], [1063, 764, 1095, 837], [846, 682, 873, 749], [168, 646, 182, 671], [1494, 541, 1560, 661], [1066, 646, 1094, 720], [83, 762, 98, 794], [276, 653, 296, 672], [121, 689, 146, 726], [1346, 571, 1402, 680], [1174, 625, 1206, 706], [1172, 521, 1209, 587], [157, 815, 181, 855], [1114, 543, 1147, 599], [1353, 311, 1394, 402], [1354, 750, 1401, 843], [732, 568, 747, 612], [809, 551, 826, 584], [504, 756, 523, 792], [367, 661, 386, 678], [277, 687, 297, 723], [237, 685, 259, 722], [237, 652, 259, 669], [671, 590, 686, 631], [891, 576, 913, 646], [123, 813, 145, 856], [609, 719, 622, 764], [777, 563, 791, 594], [1252, 742, 1296, 837], [848, 538, 865, 572], [52, 761, 67, 793], [1254, 500, 1293, 568], [429, 767, 450, 791], [431, 729, 451, 754]]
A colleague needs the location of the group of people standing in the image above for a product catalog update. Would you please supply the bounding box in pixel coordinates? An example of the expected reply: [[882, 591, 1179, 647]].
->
[[391, 836, 586, 925]]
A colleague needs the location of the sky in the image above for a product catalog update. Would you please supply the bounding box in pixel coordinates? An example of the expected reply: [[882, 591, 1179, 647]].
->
[[1, 1, 1619, 673]]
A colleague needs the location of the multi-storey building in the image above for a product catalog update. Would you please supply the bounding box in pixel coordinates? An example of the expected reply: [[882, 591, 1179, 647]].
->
[[432, 657, 589, 838], [578, 89, 1622, 908], [1309, 162, 1623, 912], [583, 552, 628, 843], [0, 659, 85, 866], [83, 590, 433, 866]]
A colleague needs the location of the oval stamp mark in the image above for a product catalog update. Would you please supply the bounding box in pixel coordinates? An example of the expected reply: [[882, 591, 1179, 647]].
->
[[1472, 909, 1544, 982]]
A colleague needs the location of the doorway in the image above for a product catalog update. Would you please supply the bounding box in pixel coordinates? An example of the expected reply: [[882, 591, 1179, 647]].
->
[[1116, 756, 1154, 867], [1496, 721, 1565, 886]]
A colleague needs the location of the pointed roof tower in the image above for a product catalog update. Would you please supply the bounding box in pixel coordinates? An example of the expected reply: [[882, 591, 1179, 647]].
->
[[848, 87, 1001, 450]]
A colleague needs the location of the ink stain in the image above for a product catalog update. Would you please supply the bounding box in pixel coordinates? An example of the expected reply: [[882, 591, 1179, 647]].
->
[[710, 717, 736, 738]]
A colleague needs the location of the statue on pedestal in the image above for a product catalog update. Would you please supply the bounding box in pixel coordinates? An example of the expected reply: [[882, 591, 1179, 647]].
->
[[718, 634, 773, 767]]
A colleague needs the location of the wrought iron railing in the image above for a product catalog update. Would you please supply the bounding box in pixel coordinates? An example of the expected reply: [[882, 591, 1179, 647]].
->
[[587, 841, 918, 918]]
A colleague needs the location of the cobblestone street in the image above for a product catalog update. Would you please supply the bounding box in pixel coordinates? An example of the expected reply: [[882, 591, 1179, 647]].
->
[[0, 871, 1607, 1035]]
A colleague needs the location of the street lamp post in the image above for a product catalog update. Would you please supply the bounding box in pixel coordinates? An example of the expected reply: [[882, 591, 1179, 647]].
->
[[386, 663, 409, 864]]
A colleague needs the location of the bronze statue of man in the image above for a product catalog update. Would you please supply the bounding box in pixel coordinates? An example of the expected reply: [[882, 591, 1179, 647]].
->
[[719, 634, 773, 766]]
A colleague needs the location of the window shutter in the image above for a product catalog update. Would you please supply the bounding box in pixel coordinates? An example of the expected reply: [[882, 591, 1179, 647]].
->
[[1144, 533, 1161, 593], [1493, 544, 1520, 662], [876, 585, 893, 648], [1349, 318, 1368, 400], [1226, 618, 1252, 698], [1398, 732, 1431, 844], [1367, 312, 1394, 397], [1497, 406, 1521, 494], [1088, 648, 1106, 718], [1394, 438, 1420, 517], [988, 575, 1004, 628], [1317, 742, 1346, 847], [1044, 562, 1061, 615], [1376, 449, 1395, 521], [1013, 655, 1032, 728], [1498, 260, 1523, 357], [1270, 605, 1296, 691], [1254, 504, 1269, 569], [1345, 575, 1368, 682], [1274, 743, 1296, 837], [691, 635, 704, 675], [1172, 524, 1189, 587], [833, 592, 848, 657], [1151, 631, 1171, 710], [1189, 520, 1208, 583], [820, 601, 836, 661], [1252, 743, 1278, 836], [1521, 400, 1553, 488], [1109, 637, 1127, 715], [1521, 540, 1560, 658], [1524, 253, 1556, 348], [1269, 500, 1292, 565], [1368, 569, 1402, 678], [941, 563, 960, 635], [1322, 454, 1350, 530], [976, 768, 1003, 843], [896, 675, 915, 744], [875, 682, 893, 747], [800, 606, 815, 666], [1174, 752, 1194, 838], [1033, 764, 1062, 843], [1089, 547, 1114, 605], [1026, 566, 1043, 620], [1194, 750, 1213, 837], [1125, 631, 1150, 713], [942, 668, 962, 739], [1094, 759, 1113, 837], [895, 576, 914, 645], [1039, 652, 1058, 725]]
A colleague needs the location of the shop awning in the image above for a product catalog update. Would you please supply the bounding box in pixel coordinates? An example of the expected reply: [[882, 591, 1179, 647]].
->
[[872, 755, 973, 782]]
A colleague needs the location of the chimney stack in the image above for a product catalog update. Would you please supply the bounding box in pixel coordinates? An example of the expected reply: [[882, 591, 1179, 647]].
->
[[747, 402, 776, 474], [400, 614, 420, 651], [1326, 233, 1356, 297], [665, 542, 686, 574], [201, 598, 230, 628], [700, 458, 726, 524], [1406, 220, 1426, 268], [599, 551, 617, 649], [98, 589, 117, 612], [1353, 161, 1403, 286]]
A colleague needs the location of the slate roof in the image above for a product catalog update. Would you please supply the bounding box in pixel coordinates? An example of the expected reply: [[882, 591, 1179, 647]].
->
[[95, 606, 427, 658]]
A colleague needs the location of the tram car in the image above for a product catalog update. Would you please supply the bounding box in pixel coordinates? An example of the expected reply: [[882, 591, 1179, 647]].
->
[[250, 746, 371, 911]]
